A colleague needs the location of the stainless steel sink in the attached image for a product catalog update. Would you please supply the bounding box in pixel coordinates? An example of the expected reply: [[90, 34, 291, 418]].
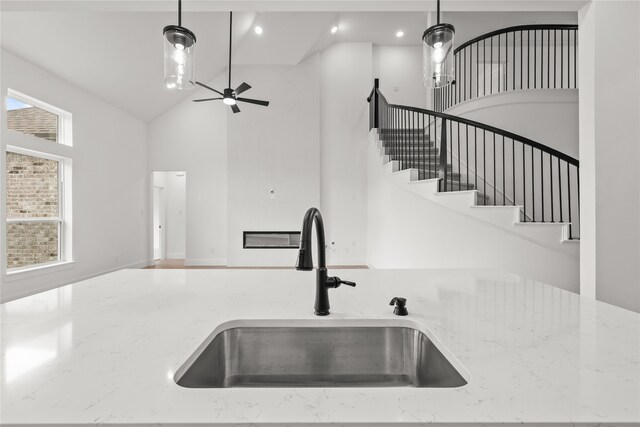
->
[[175, 324, 467, 388]]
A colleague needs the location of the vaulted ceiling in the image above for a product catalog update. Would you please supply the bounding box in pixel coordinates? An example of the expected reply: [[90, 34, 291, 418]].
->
[[1, 11, 257, 121], [1, 6, 577, 122]]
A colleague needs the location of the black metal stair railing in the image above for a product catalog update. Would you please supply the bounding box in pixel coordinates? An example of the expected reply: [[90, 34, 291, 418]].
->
[[368, 79, 580, 240], [433, 24, 579, 112]]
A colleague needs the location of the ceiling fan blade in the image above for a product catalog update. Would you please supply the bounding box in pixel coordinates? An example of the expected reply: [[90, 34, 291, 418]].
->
[[237, 97, 270, 107], [231, 103, 241, 114], [195, 81, 224, 96], [192, 98, 223, 102], [234, 82, 251, 96]]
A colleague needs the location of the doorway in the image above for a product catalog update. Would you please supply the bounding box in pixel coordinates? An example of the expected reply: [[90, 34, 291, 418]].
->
[[152, 171, 186, 264]]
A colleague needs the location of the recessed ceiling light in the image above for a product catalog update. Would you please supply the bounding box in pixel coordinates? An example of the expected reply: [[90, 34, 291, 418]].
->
[[254, 26, 263, 35], [396, 30, 404, 38], [331, 25, 338, 34]]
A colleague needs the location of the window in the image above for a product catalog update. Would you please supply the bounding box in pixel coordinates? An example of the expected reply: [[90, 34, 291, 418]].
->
[[6, 90, 72, 146], [6, 150, 65, 270], [4, 90, 72, 273], [243, 232, 301, 249]]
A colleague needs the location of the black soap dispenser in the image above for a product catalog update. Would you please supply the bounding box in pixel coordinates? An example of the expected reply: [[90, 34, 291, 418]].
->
[[389, 297, 408, 316]]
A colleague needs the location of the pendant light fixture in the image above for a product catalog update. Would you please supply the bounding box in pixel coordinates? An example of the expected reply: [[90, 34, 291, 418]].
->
[[422, 0, 455, 88], [163, 0, 196, 90]]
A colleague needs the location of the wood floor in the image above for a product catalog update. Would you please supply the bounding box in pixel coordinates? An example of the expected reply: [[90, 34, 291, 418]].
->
[[145, 259, 368, 270]]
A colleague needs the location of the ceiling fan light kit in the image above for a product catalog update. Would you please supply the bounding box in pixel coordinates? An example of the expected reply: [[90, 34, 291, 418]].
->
[[222, 89, 237, 105], [164, 0, 196, 89], [192, 11, 270, 114], [423, 0, 455, 88]]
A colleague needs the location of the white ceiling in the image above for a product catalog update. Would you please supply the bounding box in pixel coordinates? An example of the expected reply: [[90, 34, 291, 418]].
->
[[234, 12, 337, 65], [1, 11, 256, 121], [0, 1, 588, 13], [1, 9, 576, 122]]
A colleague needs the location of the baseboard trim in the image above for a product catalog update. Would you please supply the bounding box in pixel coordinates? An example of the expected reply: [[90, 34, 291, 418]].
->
[[184, 258, 228, 266], [165, 252, 186, 259]]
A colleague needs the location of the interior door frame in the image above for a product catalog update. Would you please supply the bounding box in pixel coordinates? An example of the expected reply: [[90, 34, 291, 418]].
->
[[152, 186, 166, 260], [148, 170, 186, 266]]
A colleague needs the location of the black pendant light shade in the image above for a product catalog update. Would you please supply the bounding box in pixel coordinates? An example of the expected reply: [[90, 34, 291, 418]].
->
[[423, 0, 455, 88], [164, 0, 196, 89]]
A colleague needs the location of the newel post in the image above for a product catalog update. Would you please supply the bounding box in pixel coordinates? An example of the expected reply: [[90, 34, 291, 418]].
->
[[373, 78, 380, 129]]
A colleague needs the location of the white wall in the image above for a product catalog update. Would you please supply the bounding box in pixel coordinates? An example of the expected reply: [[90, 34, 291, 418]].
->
[[320, 43, 372, 265], [226, 56, 321, 266], [1, 49, 148, 302], [579, 1, 640, 313], [153, 172, 186, 259], [366, 135, 579, 292], [148, 77, 228, 266], [148, 43, 374, 268], [373, 45, 426, 108]]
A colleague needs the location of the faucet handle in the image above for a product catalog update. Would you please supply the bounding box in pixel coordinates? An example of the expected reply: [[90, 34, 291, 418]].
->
[[326, 276, 356, 288]]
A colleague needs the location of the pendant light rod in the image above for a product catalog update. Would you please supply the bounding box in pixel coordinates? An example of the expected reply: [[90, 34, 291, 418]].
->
[[228, 11, 233, 88], [178, 0, 182, 26], [437, 0, 440, 24]]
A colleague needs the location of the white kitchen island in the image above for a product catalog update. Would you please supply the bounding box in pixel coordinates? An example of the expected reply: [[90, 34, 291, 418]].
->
[[1, 268, 639, 426]]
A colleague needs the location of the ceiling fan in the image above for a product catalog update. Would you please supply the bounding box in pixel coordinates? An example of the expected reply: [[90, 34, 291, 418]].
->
[[193, 12, 270, 113]]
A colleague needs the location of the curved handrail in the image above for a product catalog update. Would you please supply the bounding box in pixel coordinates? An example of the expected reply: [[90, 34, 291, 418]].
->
[[433, 23, 579, 112], [373, 89, 578, 166], [455, 24, 578, 55]]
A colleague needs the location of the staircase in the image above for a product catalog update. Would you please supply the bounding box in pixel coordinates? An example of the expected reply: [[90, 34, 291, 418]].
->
[[364, 24, 581, 291], [367, 78, 580, 246], [379, 131, 480, 192], [366, 24, 580, 245]]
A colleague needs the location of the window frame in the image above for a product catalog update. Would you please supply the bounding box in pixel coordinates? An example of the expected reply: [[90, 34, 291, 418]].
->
[[4, 89, 73, 276]]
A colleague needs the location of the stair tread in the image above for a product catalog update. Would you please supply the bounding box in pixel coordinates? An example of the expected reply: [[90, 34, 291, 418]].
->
[[382, 143, 436, 148]]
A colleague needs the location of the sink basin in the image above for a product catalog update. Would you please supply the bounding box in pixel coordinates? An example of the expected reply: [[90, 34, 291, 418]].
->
[[175, 323, 467, 388]]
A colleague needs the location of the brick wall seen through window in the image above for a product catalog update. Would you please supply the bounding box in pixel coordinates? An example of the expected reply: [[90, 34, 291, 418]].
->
[[6, 151, 60, 269]]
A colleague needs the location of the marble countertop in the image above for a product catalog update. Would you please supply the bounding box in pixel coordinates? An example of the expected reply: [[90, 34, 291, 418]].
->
[[1, 268, 639, 426]]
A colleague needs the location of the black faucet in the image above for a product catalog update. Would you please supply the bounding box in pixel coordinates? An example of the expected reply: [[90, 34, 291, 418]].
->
[[296, 207, 356, 316]]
